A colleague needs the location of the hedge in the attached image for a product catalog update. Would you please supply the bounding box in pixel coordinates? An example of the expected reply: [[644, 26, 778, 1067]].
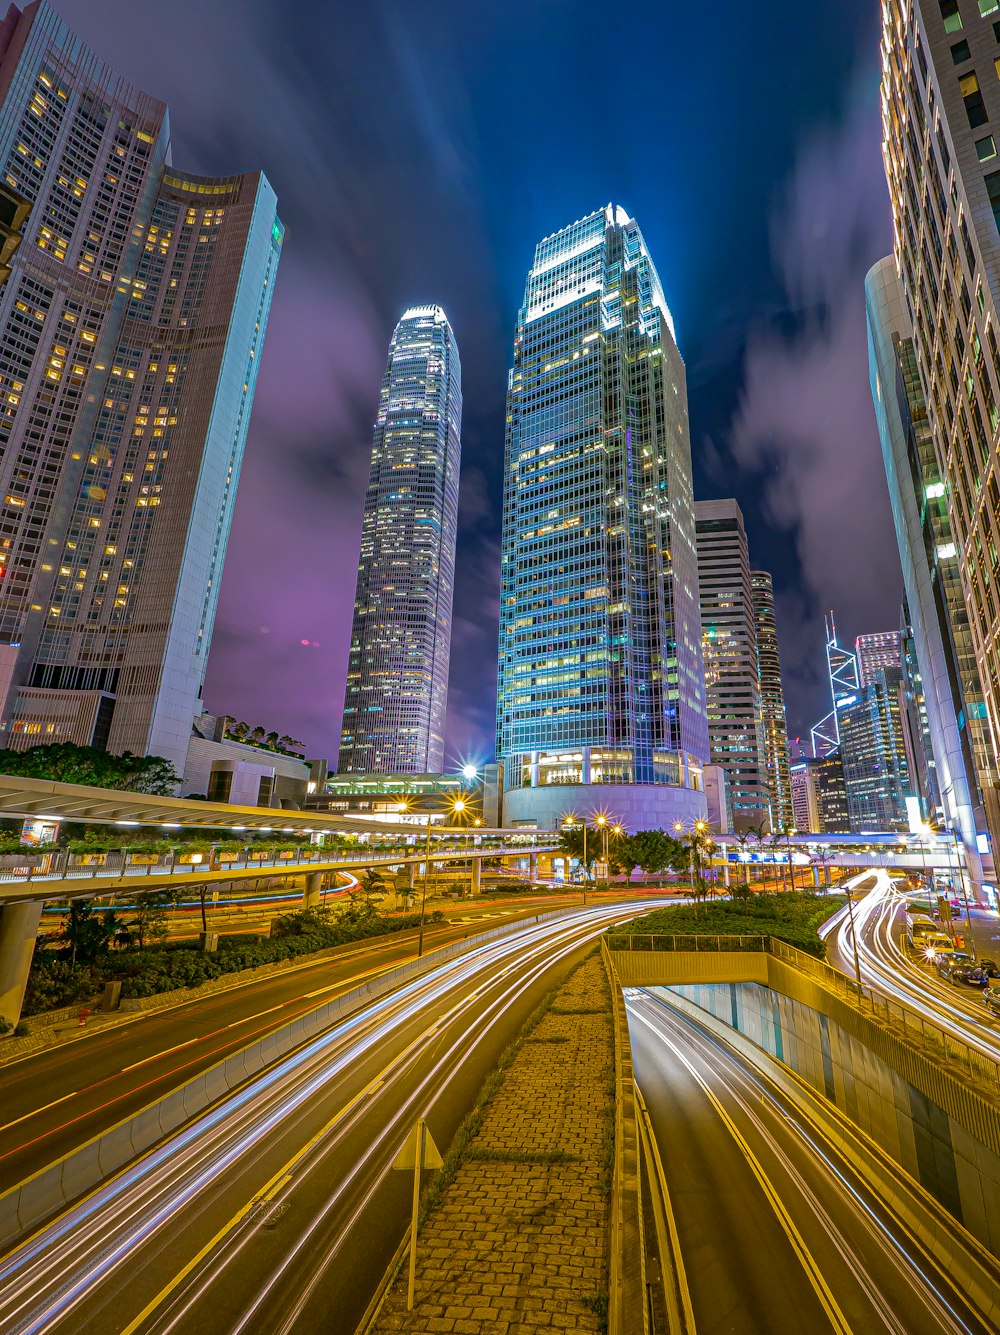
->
[[607, 892, 845, 959]]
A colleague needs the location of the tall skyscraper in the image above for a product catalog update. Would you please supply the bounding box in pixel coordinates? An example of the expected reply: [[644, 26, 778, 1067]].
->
[[751, 569, 793, 829], [811, 615, 859, 757], [855, 631, 902, 688], [839, 664, 913, 832], [339, 305, 461, 775], [879, 0, 1000, 858], [0, 2, 281, 774], [694, 499, 767, 832], [496, 205, 708, 831], [866, 254, 991, 874]]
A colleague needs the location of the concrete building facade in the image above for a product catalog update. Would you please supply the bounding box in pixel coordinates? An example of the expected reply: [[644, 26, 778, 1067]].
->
[[751, 569, 793, 830], [0, 2, 281, 774]]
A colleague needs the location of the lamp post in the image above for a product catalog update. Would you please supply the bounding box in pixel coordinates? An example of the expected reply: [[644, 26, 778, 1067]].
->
[[951, 826, 977, 961], [595, 814, 607, 888], [417, 812, 433, 957], [562, 815, 588, 904], [844, 883, 863, 996]]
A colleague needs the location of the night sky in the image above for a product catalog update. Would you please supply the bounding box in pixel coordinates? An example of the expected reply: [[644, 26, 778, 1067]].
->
[[57, 0, 898, 766]]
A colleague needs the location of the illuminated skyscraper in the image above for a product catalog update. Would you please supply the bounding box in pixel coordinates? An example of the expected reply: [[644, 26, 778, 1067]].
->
[[0, 2, 281, 773], [879, 0, 1000, 858], [855, 631, 902, 688], [339, 305, 461, 774], [751, 569, 793, 829], [694, 499, 767, 832], [497, 205, 708, 831]]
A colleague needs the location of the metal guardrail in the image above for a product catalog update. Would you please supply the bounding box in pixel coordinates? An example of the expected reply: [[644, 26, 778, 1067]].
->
[[607, 933, 1000, 1101]]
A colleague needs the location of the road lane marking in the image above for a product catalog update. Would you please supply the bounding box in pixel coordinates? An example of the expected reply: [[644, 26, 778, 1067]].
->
[[630, 1005, 854, 1335], [0, 1090, 78, 1136]]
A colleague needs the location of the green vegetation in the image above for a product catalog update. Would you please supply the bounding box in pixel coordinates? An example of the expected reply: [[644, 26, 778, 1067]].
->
[[0, 742, 179, 794], [607, 892, 845, 958], [22, 904, 446, 1016]]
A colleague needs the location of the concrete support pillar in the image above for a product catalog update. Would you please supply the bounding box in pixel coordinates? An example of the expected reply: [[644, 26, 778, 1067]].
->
[[529, 854, 538, 882], [722, 860, 730, 889], [812, 865, 821, 889], [303, 871, 322, 910], [471, 859, 481, 895], [407, 862, 416, 889], [0, 901, 43, 1025]]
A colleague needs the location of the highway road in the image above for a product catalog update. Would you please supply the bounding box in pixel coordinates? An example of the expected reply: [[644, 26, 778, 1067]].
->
[[627, 988, 991, 1335], [822, 870, 1000, 1062], [0, 901, 654, 1335], [0, 900, 564, 1185]]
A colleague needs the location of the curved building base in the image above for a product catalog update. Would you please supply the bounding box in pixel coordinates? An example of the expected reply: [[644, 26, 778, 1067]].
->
[[502, 783, 708, 834]]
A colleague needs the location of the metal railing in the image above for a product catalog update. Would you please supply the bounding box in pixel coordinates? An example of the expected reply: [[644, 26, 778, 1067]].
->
[[607, 933, 1000, 1100], [0, 840, 555, 886]]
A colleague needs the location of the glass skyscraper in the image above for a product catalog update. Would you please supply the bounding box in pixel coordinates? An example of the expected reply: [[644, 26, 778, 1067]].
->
[[339, 305, 461, 775], [751, 569, 793, 830], [497, 205, 708, 831], [0, 2, 281, 773], [694, 499, 768, 832]]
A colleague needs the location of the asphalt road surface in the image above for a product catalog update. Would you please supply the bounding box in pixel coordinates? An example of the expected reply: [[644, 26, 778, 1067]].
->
[[0, 901, 653, 1335], [0, 900, 566, 1184], [628, 987, 991, 1335]]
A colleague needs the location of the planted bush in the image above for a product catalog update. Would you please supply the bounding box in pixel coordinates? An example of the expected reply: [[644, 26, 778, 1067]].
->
[[607, 892, 844, 958]]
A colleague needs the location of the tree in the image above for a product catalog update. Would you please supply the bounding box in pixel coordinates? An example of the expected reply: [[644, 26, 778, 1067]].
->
[[732, 829, 756, 898], [0, 743, 179, 795], [248, 726, 266, 746], [264, 731, 280, 750], [625, 829, 684, 877], [226, 720, 251, 742], [119, 889, 174, 951], [278, 735, 304, 754], [56, 900, 118, 967], [340, 868, 385, 925]]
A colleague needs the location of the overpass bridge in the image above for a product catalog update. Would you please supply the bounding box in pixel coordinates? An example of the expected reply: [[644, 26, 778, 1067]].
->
[[0, 773, 556, 1024], [713, 830, 975, 883]]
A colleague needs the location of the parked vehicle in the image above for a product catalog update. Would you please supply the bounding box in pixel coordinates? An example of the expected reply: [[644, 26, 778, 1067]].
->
[[905, 913, 938, 949], [919, 932, 955, 960], [983, 985, 1000, 1017], [963, 958, 1000, 986], [936, 952, 974, 981]]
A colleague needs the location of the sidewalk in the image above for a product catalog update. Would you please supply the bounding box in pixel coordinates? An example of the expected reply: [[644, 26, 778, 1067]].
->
[[372, 955, 614, 1334]]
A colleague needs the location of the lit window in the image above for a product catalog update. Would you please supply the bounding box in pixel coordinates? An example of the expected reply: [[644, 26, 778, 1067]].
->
[[981, 0, 1000, 15], [977, 134, 998, 161]]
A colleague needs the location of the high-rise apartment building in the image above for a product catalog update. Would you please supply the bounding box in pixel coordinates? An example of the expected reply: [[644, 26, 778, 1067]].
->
[[855, 631, 902, 688], [751, 569, 793, 829], [496, 205, 709, 831], [879, 0, 1000, 854], [790, 753, 851, 835], [694, 499, 767, 832], [339, 305, 461, 774], [0, 2, 281, 773]]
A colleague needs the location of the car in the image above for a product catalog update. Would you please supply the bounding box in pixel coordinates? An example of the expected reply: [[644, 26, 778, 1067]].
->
[[982, 985, 1000, 1018], [920, 932, 956, 961], [936, 952, 974, 982], [962, 959, 1000, 987]]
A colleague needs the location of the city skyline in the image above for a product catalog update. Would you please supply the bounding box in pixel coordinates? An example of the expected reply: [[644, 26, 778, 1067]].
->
[[36, 0, 889, 765]]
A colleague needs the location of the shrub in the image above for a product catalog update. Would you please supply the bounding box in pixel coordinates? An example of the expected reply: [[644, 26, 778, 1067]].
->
[[608, 892, 844, 959]]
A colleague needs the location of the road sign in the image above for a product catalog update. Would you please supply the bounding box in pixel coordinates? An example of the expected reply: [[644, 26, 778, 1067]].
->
[[393, 1118, 442, 1310], [393, 1119, 443, 1171]]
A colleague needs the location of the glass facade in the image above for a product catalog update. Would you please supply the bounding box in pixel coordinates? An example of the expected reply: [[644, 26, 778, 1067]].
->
[[751, 569, 794, 830], [839, 665, 913, 832], [880, 0, 1000, 848], [497, 205, 708, 811], [339, 305, 461, 774], [0, 2, 281, 772], [694, 499, 768, 832]]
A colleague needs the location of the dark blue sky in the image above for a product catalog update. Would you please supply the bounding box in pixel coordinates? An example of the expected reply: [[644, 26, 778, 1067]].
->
[[60, 0, 897, 763]]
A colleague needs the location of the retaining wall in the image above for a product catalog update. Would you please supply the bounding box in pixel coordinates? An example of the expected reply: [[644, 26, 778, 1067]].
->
[[655, 979, 1000, 1257]]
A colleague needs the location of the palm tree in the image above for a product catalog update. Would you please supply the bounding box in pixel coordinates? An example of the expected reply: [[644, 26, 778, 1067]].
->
[[733, 829, 755, 896]]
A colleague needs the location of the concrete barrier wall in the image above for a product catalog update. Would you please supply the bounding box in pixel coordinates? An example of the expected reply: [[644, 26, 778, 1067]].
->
[[654, 980, 1000, 1258], [0, 911, 565, 1252]]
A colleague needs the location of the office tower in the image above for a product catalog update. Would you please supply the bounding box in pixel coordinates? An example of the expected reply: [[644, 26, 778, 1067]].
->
[[0, 2, 281, 774], [879, 0, 1000, 853], [751, 569, 793, 829], [790, 759, 819, 833], [866, 256, 991, 870], [694, 499, 768, 832], [811, 615, 859, 757], [339, 305, 461, 775], [855, 631, 902, 688], [496, 204, 709, 831], [839, 664, 913, 832], [0, 182, 29, 289]]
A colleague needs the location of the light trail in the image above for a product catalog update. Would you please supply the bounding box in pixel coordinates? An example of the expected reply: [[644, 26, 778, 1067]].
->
[[628, 990, 983, 1335], [0, 902, 650, 1335], [824, 871, 1000, 1061]]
